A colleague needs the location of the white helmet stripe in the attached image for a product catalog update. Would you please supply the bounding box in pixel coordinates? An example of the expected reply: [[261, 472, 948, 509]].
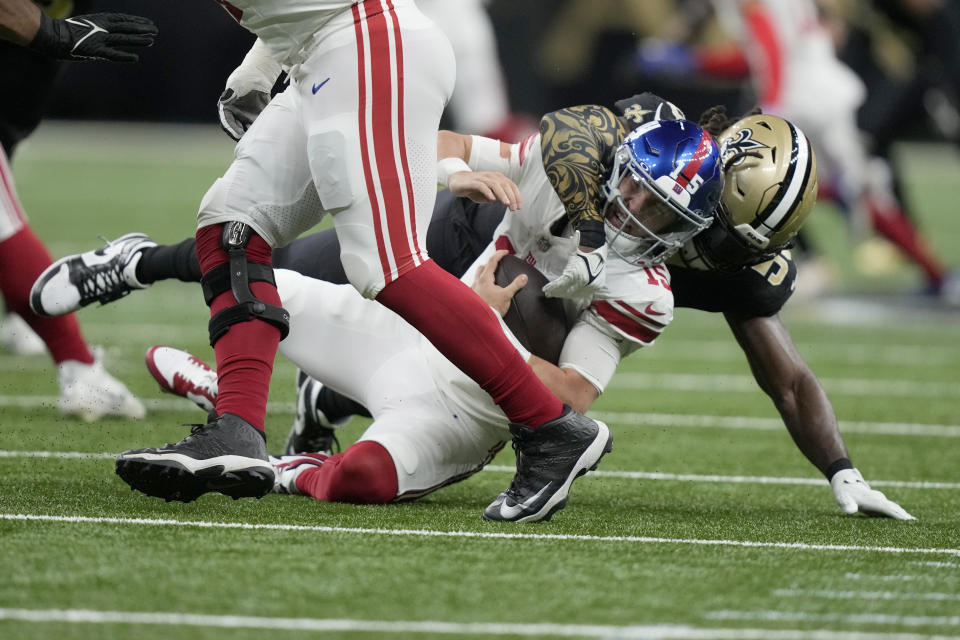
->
[[756, 123, 811, 236]]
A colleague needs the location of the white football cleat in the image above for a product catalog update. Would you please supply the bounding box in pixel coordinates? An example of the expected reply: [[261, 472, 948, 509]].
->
[[145, 345, 218, 413], [270, 453, 327, 494], [58, 348, 147, 422], [30, 232, 156, 317], [0, 312, 46, 356]]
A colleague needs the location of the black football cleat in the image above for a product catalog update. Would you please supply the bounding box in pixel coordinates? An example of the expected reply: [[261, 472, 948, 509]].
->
[[483, 407, 612, 523], [284, 370, 344, 455], [115, 413, 274, 503]]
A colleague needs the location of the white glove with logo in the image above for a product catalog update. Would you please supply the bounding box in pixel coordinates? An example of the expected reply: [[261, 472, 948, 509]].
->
[[542, 231, 607, 306], [830, 468, 915, 520], [218, 39, 282, 141]]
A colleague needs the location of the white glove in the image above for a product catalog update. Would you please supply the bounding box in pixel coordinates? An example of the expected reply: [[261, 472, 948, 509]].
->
[[830, 468, 915, 520], [218, 39, 282, 141], [542, 231, 607, 305]]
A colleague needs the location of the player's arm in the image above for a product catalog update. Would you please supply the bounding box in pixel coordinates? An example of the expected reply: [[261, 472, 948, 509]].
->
[[469, 250, 601, 412], [218, 38, 283, 141], [528, 356, 599, 414], [539, 104, 627, 247], [724, 310, 914, 519], [538, 105, 627, 303], [1, 0, 157, 62], [436, 130, 521, 211]]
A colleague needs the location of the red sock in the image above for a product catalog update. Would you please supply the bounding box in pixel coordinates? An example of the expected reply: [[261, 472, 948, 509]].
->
[[867, 199, 945, 285], [295, 441, 398, 504], [376, 260, 562, 427], [196, 225, 280, 430], [0, 227, 93, 364]]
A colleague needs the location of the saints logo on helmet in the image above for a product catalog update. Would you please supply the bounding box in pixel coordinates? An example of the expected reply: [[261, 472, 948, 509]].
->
[[671, 114, 818, 271]]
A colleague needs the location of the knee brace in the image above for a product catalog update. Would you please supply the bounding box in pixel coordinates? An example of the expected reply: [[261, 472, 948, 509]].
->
[[201, 222, 290, 346]]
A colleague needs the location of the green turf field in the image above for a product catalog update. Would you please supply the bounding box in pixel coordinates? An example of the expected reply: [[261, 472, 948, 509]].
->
[[1, 123, 958, 639]]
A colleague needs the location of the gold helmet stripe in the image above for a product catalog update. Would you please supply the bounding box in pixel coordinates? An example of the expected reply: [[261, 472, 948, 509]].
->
[[756, 121, 813, 236]]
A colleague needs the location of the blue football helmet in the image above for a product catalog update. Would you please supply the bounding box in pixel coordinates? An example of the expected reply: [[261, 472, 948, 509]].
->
[[601, 119, 724, 266]]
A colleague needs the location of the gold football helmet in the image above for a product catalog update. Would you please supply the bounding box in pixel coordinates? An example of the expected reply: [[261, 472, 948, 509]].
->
[[671, 114, 818, 270]]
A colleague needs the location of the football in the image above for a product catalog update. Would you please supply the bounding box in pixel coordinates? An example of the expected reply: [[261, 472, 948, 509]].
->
[[494, 254, 570, 365]]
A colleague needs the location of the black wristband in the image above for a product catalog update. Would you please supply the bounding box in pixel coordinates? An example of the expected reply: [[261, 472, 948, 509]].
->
[[824, 457, 853, 480], [28, 12, 58, 54], [576, 220, 605, 249]]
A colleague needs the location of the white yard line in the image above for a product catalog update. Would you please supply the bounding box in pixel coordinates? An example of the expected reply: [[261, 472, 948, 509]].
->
[[590, 411, 960, 438], [2, 513, 958, 557], [3, 451, 958, 490], [1, 608, 958, 640], [913, 561, 960, 569], [608, 373, 960, 398], [773, 589, 960, 602], [706, 609, 960, 629]]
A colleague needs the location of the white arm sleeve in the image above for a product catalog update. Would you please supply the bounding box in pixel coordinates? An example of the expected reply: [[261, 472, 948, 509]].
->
[[468, 134, 529, 183], [225, 38, 284, 94], [558, 320, 641, 394]]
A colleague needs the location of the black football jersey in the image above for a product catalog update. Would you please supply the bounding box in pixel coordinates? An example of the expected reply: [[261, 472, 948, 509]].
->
[[670, 252, 797, 317]]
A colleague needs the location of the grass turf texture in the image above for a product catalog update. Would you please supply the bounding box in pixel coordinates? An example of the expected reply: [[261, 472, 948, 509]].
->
[[0, 124, 958, 639]]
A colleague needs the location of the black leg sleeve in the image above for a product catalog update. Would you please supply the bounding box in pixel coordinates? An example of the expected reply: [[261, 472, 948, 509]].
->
[[135, 238, 203, 284]]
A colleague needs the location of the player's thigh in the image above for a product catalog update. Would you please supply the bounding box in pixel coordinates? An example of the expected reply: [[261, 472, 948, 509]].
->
[[275, 268, 420, 403], [357, 392, 505, 500], [196, 89, 325, 247], [294, 3, 455, 296]]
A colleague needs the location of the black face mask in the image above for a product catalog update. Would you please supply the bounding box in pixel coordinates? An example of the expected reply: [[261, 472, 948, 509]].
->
[[692, 207, 789, 271]]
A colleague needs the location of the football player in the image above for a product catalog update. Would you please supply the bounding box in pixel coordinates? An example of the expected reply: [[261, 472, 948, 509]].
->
[[142, 116, 724, 521], [32, 100, 911, 519], [0, 0, 152, 420], [34, 0, 622, 518]]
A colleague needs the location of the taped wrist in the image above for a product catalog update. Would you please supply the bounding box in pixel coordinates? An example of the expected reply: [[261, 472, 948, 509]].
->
[[824, 457, 853, 480], [201, 223, 290, 345], [576, 220, 605, 249]]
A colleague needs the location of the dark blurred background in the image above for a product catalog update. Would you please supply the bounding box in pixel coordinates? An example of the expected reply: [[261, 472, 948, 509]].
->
[[45, 0, 744, 127]]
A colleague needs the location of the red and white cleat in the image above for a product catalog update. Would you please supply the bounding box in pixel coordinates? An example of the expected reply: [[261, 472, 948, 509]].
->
[[145, 345, 218, 413]]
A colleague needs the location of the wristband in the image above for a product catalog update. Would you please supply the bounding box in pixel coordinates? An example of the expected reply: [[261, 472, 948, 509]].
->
[[576, 220, 606, 249], [824, 457, 853, 480], [28, 12, 62, 56], [437, 157, 471, 188]]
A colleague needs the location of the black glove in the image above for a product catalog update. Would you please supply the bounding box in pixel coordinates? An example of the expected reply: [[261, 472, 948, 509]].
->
[[218, 88, 271, 142], [29, 11, 158, 63]]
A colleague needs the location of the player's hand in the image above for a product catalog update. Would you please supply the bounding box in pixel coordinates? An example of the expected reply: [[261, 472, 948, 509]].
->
[[830, 468, 915, 520], [473, 250, 527, 316], [29, 12, 158, 63], [218, 88, 271, 141], [448, 171, 522, 211], [542, 231, 607, 306]]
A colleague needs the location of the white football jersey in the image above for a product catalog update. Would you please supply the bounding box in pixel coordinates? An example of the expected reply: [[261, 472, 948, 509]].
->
[[214, 0, 427, 66], [424, 133, 674, 428]]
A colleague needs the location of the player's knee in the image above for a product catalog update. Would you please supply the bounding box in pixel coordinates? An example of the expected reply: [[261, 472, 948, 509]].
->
[[340, 250, 384, 299], [325, 441, 398, 504]]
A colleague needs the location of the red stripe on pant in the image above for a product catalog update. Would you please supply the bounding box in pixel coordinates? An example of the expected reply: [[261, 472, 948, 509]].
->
[[196, 224, 281, 431], [353, 1, 395, 283]]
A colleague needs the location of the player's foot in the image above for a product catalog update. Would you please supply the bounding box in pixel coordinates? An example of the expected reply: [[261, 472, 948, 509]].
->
[[30, 232, 156, 317], [58, 347, 146, 421], [116, 413, 274, 503], [145, 345, 218, 413], [0, 312, 46, 356], [483, 407, 612, 523], [270, 453, 327, 494], [284, 370, 345, 455]]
